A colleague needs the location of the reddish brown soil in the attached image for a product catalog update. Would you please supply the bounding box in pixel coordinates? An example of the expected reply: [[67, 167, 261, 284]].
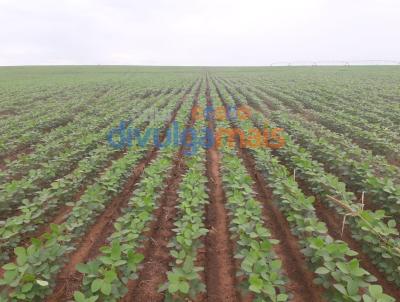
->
[[41, 117, 73, 134], [195, 243, 207, 302], [238, 94, 400, 300], [30, 148, 131, 241], [45, 81, 199, 302], [214, 78, 326, 302], [22, 88, 184, 239], [387, 157, 400, 167], [1, 119, 78, 171], [226, 78, 400, 299], [0, 110, 17, 116], [123, 81, 202, 302], [1, 147, 132, 265], [237, 147, 325, 302], [0, 146, 33, 171], [123, 152, 187, 302], [204, 79, 239, 302], [235, 86, 400, 231], [46, 147, 159, 302], [0, 176, 96, 277], [1, 88, 190, 259], [118, 150, 190, 301]]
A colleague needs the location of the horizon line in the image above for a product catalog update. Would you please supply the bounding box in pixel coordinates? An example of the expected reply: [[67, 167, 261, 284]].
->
[[1, 62, 400, 68]]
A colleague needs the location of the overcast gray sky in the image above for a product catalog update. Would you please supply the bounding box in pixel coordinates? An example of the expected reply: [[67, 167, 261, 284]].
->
[[0, 0, 399, 66]]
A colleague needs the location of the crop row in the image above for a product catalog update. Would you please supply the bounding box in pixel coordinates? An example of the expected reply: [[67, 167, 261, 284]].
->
[[212, 80, 396, 301], [0, 90, 172, 219], [0, 87, 176, 181], [0, 85, 194, 262], [218, 78, 400, 288], [0, 81, 200, 301], [221, 79, 400, 219], [73, 83, 201, 302]]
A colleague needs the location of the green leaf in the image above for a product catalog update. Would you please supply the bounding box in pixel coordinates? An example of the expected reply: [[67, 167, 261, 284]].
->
[[15, 247, 27, 265], [36, 280, 49, 287], [168, 282, 179, 293], [333, 283, 347, 296], [368, 285, 383, 298], [336, 262, 348, 274], [114, 260, 127, 266], [104, 270, 117, 283], [14, 247, 26, 257], [50, 223, 60, 234], [128, 252, 144, 266], [99, 256, 113, 265], [388, 220, 396, 228], [178, 281, 189, 294], [91, 279, 103, 293], [22, 273, 35, 283], [76, 263, 90, 274], [110, 242, 121, 261], [249, 275, 263, 293], [2, 263, 17, 270], [362, 294, 373, 302], [101, 282, 112, 295], [270, 260, 281, 271], [264, 283, 276, 298], [315, 267, 330, 275], [21, 283, 33, 293], [3, 270, 18, 283], [347, 280, 359, 296], [73, 291, 86, 302]]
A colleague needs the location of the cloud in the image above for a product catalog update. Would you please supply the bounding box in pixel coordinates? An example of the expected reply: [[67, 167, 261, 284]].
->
[[0, 0, 399, 65]]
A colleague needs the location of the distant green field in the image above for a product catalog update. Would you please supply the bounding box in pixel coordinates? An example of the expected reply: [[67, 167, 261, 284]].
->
[[0, 66, 399, 302]]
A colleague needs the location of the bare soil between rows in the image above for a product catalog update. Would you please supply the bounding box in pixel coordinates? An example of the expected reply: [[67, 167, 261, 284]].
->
[[204, 78, 239, 302], [45, 81, 199, 301], [213, 77, 325, 301], [122, 81, 202, 302]]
